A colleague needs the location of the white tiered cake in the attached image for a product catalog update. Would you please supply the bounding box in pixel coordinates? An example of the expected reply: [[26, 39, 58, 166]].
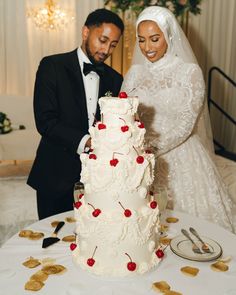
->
[[72, 93, 162, 277]]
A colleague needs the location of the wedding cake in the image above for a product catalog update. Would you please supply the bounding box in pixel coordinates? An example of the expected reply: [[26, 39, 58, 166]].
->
[[72, 92, 162, 277]]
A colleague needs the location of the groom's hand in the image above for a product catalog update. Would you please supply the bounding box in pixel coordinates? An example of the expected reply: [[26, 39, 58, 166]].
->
[[85, 137, 91, 149]]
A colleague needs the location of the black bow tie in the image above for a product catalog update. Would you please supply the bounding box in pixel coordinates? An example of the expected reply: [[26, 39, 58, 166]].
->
[[83, 62, 104, 77]]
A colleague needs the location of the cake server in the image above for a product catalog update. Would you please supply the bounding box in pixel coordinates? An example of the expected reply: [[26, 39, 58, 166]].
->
[[42, 221, 65, 248]]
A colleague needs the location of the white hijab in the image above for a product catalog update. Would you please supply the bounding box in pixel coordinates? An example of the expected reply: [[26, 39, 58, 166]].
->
[[133, 6, 197, 65]]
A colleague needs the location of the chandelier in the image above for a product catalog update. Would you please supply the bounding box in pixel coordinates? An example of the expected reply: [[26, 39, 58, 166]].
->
[[27, 0, 75, 31]]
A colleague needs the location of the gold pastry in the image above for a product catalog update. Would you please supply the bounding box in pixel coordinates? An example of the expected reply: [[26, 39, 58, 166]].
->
[[25, 280, 44, 291], [166, 217, 179, 223], [62, 235, 76, 242], [180, 266, 199, 277], [211, 261, 229, 272], [41, 264, 67, 275], [22, 257, 41, 268], [152, 281, 171, 292], [30, 270, 48, 282]]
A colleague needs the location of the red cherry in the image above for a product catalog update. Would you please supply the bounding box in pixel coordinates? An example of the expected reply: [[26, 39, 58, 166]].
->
[[156, 249, 164, 258], [89, 154, 97, 160], [121, 125, 129, 132], [138, 122, 145, 128], [74, 201, 82, 209], [150, 201, 157, 209], [92, 208, 101, 217], [124, 209, 132, 217], [119, 202, 132, 217], [89, 148, 94, 152], [98, 123, 106, 130], [118, 91, 128, 98], [136, 155, 144, 164], [125, 253, 136, 271], [78, 193, 84, 199], [88, 203, 101, 217], [87, 258, 95, 267], [110, 158, 119, 167], [87, 246, 97, 267], [127, 262, 136, 271], [70, 243, 77, 251]]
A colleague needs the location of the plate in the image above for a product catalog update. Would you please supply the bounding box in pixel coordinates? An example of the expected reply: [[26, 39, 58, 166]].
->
[[170, 235, 222, 262]]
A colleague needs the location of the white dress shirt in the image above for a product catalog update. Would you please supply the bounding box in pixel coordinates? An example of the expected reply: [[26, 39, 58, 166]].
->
[[77, 47, 100, 154]]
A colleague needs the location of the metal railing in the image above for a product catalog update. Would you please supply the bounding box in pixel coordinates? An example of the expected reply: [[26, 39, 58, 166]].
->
[[207, 66, 236, 161]]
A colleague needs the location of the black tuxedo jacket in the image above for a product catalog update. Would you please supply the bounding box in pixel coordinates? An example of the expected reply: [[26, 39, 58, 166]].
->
[[27, 49, 123, 193]]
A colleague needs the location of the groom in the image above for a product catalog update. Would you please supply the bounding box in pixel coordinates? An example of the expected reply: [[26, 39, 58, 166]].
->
[[27, 9, 124, 219]]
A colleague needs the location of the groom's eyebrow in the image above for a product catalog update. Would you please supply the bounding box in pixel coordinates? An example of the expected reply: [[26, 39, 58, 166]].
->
[[101, 35, 119, 43]]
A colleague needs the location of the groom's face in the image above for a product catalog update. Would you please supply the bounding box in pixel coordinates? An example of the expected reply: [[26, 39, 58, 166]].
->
[[82, 23, 121, 64]]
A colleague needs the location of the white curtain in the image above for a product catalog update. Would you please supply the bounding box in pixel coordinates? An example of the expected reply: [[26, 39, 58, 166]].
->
[[0, 0, 104, 97], [187, 0, 236, 153]]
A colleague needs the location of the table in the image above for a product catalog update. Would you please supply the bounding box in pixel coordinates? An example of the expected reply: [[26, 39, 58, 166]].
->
[[0, 210, 236, 295]]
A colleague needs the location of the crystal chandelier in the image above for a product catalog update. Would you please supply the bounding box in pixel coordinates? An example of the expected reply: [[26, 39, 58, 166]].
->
[[27, 0, 75, 31]]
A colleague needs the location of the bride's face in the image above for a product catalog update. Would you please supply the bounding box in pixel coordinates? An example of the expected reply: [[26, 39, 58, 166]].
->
[[137, 20, 168, 62]]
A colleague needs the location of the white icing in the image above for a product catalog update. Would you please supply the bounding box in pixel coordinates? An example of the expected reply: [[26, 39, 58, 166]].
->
[[74, 96, 160, 277]]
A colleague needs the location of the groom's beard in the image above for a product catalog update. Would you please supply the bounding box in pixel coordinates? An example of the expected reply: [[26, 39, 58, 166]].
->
[[85, 40, 107, 65]]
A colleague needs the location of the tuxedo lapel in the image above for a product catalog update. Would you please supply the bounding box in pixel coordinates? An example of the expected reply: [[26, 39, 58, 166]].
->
[[65, 50, 88, 129]]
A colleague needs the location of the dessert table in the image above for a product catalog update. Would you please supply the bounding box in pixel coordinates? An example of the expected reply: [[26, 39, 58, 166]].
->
[[0, 210, 236, 295]]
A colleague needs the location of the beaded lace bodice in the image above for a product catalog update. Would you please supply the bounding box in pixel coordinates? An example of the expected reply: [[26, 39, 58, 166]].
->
[[123, 56, 205, 156]]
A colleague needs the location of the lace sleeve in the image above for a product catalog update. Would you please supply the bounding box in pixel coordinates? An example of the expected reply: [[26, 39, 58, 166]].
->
[[121, 65, 145, 94], [150, 64, 205, 157]]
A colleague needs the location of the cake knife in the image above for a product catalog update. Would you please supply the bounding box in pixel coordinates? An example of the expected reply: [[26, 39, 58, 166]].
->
[[42, 221, 65, 248]]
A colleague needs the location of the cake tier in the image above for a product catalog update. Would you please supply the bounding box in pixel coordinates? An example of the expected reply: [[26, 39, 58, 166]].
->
[[90, 120, 146, 158], [99, 96, 139, 118], [73, 197, 160, 276], [80, 151, 155, 200]]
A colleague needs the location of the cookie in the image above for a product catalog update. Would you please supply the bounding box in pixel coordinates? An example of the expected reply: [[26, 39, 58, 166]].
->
[[41, 264, 67, 275], [165, 217, 179, 223], [211, 261, 229, 272], [152, 281, 170, 292], [30, 270, 48, 282], [164, 291, 182, 295], [160, 237, 172, 245], [23, 257, 41, 268], [65, 217, 76, 223], [51, 221, 60, 228], [62, 235, 76, 242], [25, 280, 44, 291], [19, 230, 33, 238], [180, 266, 199, 277], [28, 232, 44, 240]]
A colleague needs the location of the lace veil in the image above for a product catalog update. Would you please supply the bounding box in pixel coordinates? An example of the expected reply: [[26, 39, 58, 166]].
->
[[129, 6, 214, 154]]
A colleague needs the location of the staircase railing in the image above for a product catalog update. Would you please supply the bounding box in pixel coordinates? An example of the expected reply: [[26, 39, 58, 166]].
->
[[207, 66, 236, 161]]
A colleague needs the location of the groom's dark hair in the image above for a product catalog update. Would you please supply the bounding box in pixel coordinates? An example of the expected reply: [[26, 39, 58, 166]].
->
[[84, 8, 124, 34]]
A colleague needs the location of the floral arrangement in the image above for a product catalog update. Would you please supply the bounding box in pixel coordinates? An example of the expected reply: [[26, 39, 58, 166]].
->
[[0, 112, 12, 134], [104, 0, 202, 17]]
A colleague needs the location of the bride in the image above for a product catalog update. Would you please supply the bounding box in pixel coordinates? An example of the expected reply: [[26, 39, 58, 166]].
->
[[122, 6, 236, 233]]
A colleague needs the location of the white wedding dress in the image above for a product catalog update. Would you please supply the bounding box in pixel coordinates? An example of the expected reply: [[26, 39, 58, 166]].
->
[[122, 54, 236, 233]]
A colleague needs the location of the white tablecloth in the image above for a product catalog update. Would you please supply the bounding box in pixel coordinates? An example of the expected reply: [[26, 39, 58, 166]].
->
[[0, 210, 236, 295]]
